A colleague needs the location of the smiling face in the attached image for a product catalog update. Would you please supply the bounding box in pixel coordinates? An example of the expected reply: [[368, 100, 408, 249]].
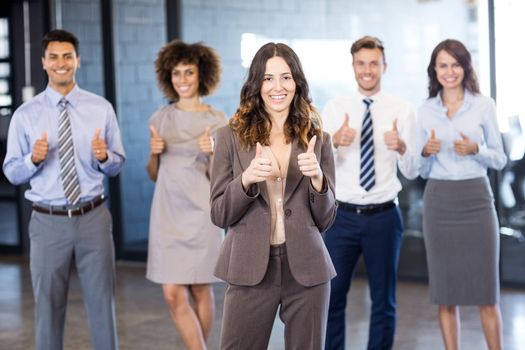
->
[[352, 47, 386, 96], [260, 56, 296, 119], [42, 41, 80, 95], [434, 49, 465, 92], [171, 62, 200, 100]]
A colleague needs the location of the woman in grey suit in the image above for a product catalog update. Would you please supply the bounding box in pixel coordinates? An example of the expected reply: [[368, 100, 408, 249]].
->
[[210, 42, 337, 350]]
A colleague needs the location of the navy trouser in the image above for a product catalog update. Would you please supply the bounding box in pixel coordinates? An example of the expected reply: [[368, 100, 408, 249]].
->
[[324, 205, 403, 350]]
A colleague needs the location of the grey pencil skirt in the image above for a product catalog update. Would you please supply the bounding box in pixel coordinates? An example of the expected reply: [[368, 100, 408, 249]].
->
[[423, 176, 500, 305]]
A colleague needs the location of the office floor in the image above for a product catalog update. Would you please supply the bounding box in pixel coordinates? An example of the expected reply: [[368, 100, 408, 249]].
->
[[0, 256, 524, 350]]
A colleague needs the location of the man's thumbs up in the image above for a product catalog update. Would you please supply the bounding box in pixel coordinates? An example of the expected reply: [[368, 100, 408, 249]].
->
[[93, 128, 101, 140], [384, 118, 406, 154], [92, 127, 108, 161], [392, 118, 398, 132], [343, 113, 350, 127], [31, 131, 49, 165], [334, 113, 356, 148]]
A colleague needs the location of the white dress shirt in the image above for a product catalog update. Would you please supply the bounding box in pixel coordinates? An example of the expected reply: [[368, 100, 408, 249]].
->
[[322, 91, 418, 205]]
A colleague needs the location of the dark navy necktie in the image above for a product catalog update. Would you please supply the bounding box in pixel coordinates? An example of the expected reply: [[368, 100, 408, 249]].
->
[[360, 98, 375, 191]]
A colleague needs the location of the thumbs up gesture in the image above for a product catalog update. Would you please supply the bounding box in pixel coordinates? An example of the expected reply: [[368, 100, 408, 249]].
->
[[384, 118, 406, 155], [92, 128, 108, 162], [333, 113, 356, 148], [198, 126, 214, 155], [298, 136, 324, 191], [422, 129, 441, 157], [454, 131, 478, 156], [332, 113, 356, 148], [31, 132, 49, 165], [241, 142, 272, 191], [149, 125, 165, 155]]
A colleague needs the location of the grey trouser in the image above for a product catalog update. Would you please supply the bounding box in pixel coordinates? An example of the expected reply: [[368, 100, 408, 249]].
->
[[29, 204, 118, 350], [220, 244, 330, 350]]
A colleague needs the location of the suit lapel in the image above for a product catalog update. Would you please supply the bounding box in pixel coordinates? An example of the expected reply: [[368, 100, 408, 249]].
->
[[236, 142, 270, 206], [284, 138, 303, 204]]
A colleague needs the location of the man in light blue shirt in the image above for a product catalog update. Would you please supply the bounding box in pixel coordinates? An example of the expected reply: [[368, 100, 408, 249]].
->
[[2, 29, 125, 350]]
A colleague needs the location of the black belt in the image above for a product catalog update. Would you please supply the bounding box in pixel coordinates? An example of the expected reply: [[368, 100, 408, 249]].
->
[[32, 195, 106, 217], [337, 200, 396, 216]]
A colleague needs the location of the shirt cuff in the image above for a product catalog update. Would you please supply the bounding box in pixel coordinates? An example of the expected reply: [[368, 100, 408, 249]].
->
[[24, 153, 40, 172], [473, 144, 488, 162], [97, 151, 113, 170]]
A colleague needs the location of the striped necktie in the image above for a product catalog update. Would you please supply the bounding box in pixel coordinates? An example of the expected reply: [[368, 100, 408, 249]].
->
[[360, 98, 375, 191], [58, 98, 81, 205]]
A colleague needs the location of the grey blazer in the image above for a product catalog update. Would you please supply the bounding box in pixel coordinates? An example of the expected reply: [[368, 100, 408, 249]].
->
[[210, 125, 337, 287]]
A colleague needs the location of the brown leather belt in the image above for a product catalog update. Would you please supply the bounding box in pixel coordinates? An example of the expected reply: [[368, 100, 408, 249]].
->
[[32, 195, 106, 217]]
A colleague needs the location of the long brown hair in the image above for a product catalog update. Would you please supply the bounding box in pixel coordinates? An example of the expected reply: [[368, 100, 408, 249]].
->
[[230, 42, 322, 150], [427, 39, 480, 98]]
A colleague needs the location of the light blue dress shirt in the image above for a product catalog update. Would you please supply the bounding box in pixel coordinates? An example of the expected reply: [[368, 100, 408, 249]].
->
[[416, 91, 507, 180], [2, 85, 126, 205]]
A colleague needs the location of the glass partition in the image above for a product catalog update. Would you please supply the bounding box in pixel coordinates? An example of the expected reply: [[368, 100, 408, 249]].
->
[[494, 0, 525, 285]]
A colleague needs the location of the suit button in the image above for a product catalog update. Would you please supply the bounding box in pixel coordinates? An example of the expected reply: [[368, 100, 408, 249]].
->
[[284, 209, 292, 217]]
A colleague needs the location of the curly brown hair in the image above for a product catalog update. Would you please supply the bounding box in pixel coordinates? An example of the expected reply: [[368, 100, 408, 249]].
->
[[155, 40, 221, 102], [427, 39, 480, 98], [230, 42, 322, 150]]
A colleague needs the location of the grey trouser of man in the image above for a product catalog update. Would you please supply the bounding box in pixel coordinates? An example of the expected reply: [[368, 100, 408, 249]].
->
[[29, 204, 118, 350], [220, 244, 330, 350]]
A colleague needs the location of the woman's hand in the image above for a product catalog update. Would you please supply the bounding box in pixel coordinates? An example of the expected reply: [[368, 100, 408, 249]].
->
[[298, 136, 323, 191], [454, 132, 478, 156], [241, 142, 272, 190], [422, 129, 441, 157], [149, 125, 165, 155], [198, 126, 214, 155]]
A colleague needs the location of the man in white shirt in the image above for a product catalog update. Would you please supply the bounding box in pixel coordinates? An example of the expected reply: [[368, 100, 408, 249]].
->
[[322, 36, 418, 350]]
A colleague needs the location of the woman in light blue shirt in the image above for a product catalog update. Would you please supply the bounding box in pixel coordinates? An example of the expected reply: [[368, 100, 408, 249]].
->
[[418, 39, 506, 350]]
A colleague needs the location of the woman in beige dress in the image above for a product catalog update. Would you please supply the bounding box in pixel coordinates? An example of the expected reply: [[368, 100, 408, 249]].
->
[[146, 40, 226, 350]]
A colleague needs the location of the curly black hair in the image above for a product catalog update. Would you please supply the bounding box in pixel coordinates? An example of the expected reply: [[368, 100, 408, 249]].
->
[[155, 40, 221, 102]]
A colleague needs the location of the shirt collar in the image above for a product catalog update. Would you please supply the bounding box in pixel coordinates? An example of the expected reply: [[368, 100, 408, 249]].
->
[[357, 90, 382, 104], [45, 84, 80, 108], [434, 89, 473, 110]]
